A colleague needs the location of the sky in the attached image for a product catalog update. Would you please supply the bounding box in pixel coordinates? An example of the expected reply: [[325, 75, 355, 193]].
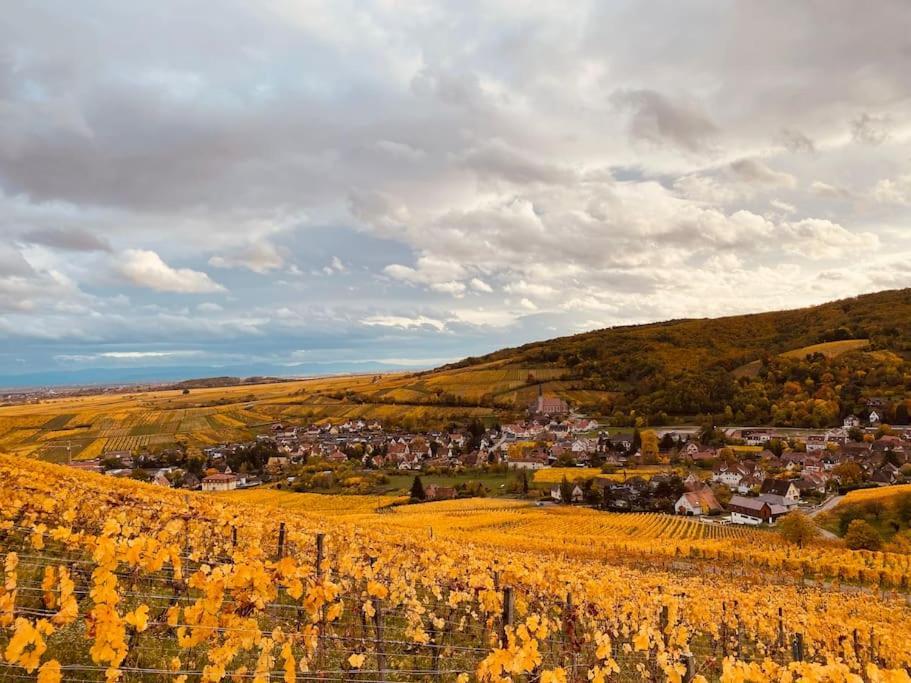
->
[[2, 1, 911, 386]]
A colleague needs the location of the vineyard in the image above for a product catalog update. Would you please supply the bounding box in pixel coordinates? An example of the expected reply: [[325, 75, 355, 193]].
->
[[2, 457, 911, 681]]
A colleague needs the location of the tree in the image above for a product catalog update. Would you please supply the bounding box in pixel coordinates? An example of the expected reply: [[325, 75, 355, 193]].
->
[[832, 461, 863, 486], [640, 430, 659, 463], [410, 475, 426, 502], [559, 476, 574, 505], [629, 429, 642, 455], [778, 511, 819, 548], [843, 519, 882, 551], [895, 494, 911, 525]]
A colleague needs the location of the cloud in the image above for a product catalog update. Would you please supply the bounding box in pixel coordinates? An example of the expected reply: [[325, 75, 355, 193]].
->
[[209, 241, 286, 273], [778, 128, 816, 153], [197, 302, 224, 313], [850, 112, 891, 145], [610, 89, 718, 152], [429, 281, 467, 297], [322, 256, 348, 275], [118, 249, 225, 293], [22, 227, 112, 252], [729, 158, 797, 188], [460, 140, 576, 185], [810, 181, 852, 199], [780, 219, 876, 259], [361, 314, 446, 332], [871, 175, 911, 205], [469, 277, 493, 293]]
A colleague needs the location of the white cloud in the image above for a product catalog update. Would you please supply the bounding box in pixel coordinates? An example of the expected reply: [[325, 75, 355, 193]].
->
[[430, 280, 467, 297], [361, 314, 446, 332], [872, 175, 911, 205], [469, 277, 493, 293], [118, 249, 225, 293]]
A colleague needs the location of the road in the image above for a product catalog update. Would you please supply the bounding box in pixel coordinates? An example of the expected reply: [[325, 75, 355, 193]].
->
[[808, 495, 843, 540]]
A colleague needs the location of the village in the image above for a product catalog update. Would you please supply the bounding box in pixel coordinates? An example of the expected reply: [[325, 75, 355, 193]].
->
[[61, 391, 911, 527]]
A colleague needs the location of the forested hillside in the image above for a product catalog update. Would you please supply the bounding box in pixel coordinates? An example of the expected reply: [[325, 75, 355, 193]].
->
[[416, 288, 911, 426]]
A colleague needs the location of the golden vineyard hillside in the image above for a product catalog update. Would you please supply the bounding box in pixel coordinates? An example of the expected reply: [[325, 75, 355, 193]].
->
[[2, 454, 911, 681]]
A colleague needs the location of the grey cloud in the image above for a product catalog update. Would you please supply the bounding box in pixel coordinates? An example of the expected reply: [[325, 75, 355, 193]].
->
[[460, 140, 576, 186], [851, 112, 891, 145], [610, 89, 718, 152], [778, 128, 816, 153], [729, 159, 797, 188], [22, 227, 112, 252]]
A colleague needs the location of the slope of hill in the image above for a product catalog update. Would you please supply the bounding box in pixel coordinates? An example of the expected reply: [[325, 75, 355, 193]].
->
[[390, 288, 911, 426], [1, 289, 910, 462]]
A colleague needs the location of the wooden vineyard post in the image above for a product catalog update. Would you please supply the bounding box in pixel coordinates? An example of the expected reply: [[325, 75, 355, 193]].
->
[[316, 532, 325, 578], [373, 597, 386, 683], [721, 602, 728, 657], [777, 607, 784, 649], [231, 526, 237, 548], [500, 587, 515, 646], [792, 633, 804, 662], [682, 653, 696, 683], [428, 619, 442, 683], [277, 521, 286, 559]]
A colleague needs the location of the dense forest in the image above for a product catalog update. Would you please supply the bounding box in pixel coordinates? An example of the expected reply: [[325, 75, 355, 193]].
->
[[425, 288, 911, 426]]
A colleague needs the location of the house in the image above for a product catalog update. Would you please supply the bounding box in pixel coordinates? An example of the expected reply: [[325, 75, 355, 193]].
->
[[742, 430, 771, 447], [550, 484, 584, 503], [759, 479, 800, 508], [844, 415, 862, 429], [529, 387, 570, 416], [805, 435, 828, 453], [202, 473, 239, 492], [675, 488, 722, 516], [869, 410, 881, 426], [424, 484, 457, 501], [727, 495, 789, 525]]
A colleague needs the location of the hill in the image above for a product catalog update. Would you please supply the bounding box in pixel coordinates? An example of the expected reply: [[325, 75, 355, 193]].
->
[[396, 287, 911, 426], [1, 289, 910, 462]]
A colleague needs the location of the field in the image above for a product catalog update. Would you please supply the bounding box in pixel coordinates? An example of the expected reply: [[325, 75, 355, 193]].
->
[[532, 467, 681, 485], [3, 455, 911, 681], [0, 374, 503, 461]]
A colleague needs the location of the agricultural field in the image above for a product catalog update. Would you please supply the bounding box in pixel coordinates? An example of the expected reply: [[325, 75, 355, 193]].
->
[[532, 466, 684, 485], [0, 374, 506, 462], [2, 454, 911, 682]]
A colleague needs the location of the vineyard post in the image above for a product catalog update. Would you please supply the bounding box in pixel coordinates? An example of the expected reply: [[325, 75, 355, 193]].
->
[[231, 526, 237, 548], [316, 533, 325, 578], [852, 629, 860, 665], [682, 653, 695, 683], [500, 587, 515, 645], [792, 633, 804, 662], [777, 607, 784, 648], [277, 521, 286, 559], [373, 597, 386, 682], [428, 619, 442, 682], [721, 602, 728, 656], [734, 599, 742, 658]]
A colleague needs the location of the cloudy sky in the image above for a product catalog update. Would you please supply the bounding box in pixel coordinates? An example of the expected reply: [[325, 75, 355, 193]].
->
[[2, 1, 911, 385]]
